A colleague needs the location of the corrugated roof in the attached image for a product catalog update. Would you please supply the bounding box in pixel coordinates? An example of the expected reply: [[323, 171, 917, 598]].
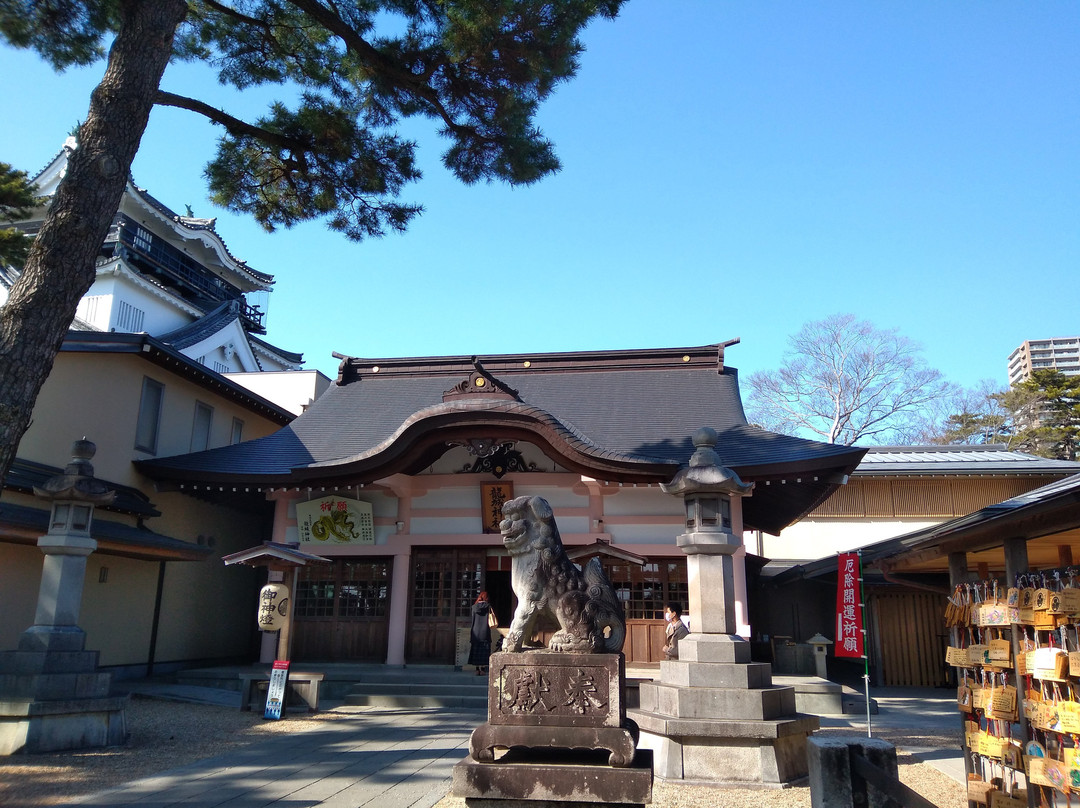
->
[[856, 445, 1080, 476]]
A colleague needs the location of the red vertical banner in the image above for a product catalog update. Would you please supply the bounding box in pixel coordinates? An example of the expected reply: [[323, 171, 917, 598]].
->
[[835, 552, 865, 658]]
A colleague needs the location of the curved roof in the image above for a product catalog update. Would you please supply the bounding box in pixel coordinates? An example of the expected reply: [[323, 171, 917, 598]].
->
[[137, 343, 865, 533]]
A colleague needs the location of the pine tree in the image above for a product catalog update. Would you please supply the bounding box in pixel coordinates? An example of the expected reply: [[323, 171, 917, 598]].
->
[[0, 162, 37, 267], [0, 0, 625, 483]]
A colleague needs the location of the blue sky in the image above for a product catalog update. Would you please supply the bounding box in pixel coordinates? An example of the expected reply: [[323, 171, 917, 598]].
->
[[2, 1, 1076, 387]]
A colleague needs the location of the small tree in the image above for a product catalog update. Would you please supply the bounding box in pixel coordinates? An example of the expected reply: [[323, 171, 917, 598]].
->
[[745, 313, 952, 445], [913, 380, 1011, 446]]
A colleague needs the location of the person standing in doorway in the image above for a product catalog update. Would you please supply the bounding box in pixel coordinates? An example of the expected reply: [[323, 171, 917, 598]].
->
[[663, 602, 689, 660], [469, 591, 496, 675]]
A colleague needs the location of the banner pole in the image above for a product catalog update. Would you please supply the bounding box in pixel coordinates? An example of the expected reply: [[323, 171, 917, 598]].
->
[[858, 549, 871, 737]]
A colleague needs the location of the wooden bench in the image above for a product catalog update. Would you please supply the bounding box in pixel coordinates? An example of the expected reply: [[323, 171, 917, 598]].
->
[[238, 671, 324, 713]]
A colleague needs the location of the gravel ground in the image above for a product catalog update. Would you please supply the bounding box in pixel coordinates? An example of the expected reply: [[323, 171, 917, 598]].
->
[[0, 697, 966, 808]]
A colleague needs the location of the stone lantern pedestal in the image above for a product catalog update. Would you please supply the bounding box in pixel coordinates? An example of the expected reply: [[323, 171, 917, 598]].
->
[[629, 429, 818, 787], [0, 440, 128, 755]]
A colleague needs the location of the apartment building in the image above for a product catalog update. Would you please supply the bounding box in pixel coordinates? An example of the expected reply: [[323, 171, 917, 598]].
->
[[1007, 337, 1080, 385]]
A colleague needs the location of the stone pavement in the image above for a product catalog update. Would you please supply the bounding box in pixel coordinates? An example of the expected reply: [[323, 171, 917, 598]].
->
[[65, 707, 481, 808], [64, 682, 963, 807]]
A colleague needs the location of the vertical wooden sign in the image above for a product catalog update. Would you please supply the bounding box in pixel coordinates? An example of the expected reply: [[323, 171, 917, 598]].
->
[[481, 482, 514, 533]]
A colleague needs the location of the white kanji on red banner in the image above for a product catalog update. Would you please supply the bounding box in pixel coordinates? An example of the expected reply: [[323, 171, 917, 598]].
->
[[835, 552, 865, 658]]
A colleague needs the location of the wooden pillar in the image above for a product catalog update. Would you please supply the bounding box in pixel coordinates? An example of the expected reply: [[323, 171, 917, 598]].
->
[[1004, 537, 1029, 587], [948, 552, 969, 589], [1001, 537, 1036, 808], [385, 548, 412, 666], [947, 551, 977, 800], [1059, 544, 1073, 568]]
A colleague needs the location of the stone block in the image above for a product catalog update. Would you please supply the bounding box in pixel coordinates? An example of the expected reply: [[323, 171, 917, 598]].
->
[[0, 650, 100, 675], [650, 682, 797, 720], [488, 651, 624, 728], [681, 732, 811, 785], [660, 660, 772, 689], [453, 749, 653, 805], [792, 679, 844, 716], [0, 671, 111, 701], [469, 721, 639, 768], [0, 695, 128, 755], [807, 735, 898, 808], [17, 626, 87, 653], [677, 635, 752, 664], [630, 710, 819, 741]]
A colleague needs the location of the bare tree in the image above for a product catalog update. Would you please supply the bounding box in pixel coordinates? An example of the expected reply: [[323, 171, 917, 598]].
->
[[746, 314, 953, 445]]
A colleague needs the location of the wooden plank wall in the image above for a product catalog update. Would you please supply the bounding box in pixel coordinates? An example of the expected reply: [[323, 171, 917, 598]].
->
[[810, 477, 1047, 520], [870, 589, 949, 687]]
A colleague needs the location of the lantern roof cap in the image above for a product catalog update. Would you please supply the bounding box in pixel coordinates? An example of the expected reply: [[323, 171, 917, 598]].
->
[[33, 438, 116, 505], [661, 427, 754, 497]]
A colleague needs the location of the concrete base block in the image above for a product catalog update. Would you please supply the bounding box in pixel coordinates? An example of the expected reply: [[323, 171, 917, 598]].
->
[[638, 727, 813, 787], [640, 681, 796, 720], [807, 735, 897, 807], [660, 659, 772, 689], [0, 650, 100, 675], [792, 679, 844, 716], [678, 634, 751, 664], [0, 695, 128, 755], [17, 626, 87, 654], [453, 749, 653, 805]]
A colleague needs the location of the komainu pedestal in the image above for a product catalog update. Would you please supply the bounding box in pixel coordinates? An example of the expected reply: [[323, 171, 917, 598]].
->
[[454, 652, 652, 806]]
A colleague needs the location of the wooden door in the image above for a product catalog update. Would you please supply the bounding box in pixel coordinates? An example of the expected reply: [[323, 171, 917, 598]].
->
[[605, 559, 688, 664], [407, 548, 485, 663], [292, 559, 392, 662], [869, 589, 949, 687]]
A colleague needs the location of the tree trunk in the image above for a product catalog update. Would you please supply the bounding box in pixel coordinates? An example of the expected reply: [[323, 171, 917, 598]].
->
[[0, 0, 187, 486]]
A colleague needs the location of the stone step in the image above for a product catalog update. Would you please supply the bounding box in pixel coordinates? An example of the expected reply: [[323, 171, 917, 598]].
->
[[344, 692, 489, 709]]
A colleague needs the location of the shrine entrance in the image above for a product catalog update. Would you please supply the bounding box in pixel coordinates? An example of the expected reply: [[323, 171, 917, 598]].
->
[[606, 559, 688, 664], [292, 558, 393, 662], [407, 547, 486, 663]]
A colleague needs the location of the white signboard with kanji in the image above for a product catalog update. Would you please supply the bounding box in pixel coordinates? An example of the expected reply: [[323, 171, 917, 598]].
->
[[296, 496, 374, 544]]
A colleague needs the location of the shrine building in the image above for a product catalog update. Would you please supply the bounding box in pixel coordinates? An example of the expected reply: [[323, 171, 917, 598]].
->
[[138, 342, 865, 667]]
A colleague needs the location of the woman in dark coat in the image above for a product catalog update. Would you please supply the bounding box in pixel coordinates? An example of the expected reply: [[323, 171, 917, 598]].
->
[[469, 591, 494, 674]]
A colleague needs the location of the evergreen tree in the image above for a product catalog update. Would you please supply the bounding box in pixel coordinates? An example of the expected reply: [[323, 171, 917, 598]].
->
[[999, 370, 1080, 460], [0, 162, 37, 267], [0, 0, 625, 483]]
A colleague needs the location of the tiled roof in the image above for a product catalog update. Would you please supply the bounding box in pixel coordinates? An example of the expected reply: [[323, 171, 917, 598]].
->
[[60, 331, 295, 425], [6, 458, 160, 517], [248, 333, 304, 366], [856, 445, 1080, 476], [0, 501, 211, 562], [136, 343, 866, 534], [157, 300, 244, 350]]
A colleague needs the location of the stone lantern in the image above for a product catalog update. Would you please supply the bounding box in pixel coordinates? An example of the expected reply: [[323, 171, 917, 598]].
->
[[0, 439, 127, 755], [660, 426, 752, 640], [23, 438, 115, 652], [629, 427, 820, 787]]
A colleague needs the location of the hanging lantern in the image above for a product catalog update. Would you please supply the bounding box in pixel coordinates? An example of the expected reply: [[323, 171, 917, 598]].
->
[[257, 583, 290, 631]]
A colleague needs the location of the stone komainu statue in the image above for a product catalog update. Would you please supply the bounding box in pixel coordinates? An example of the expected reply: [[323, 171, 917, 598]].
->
[[499, 495, 626, 653]]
